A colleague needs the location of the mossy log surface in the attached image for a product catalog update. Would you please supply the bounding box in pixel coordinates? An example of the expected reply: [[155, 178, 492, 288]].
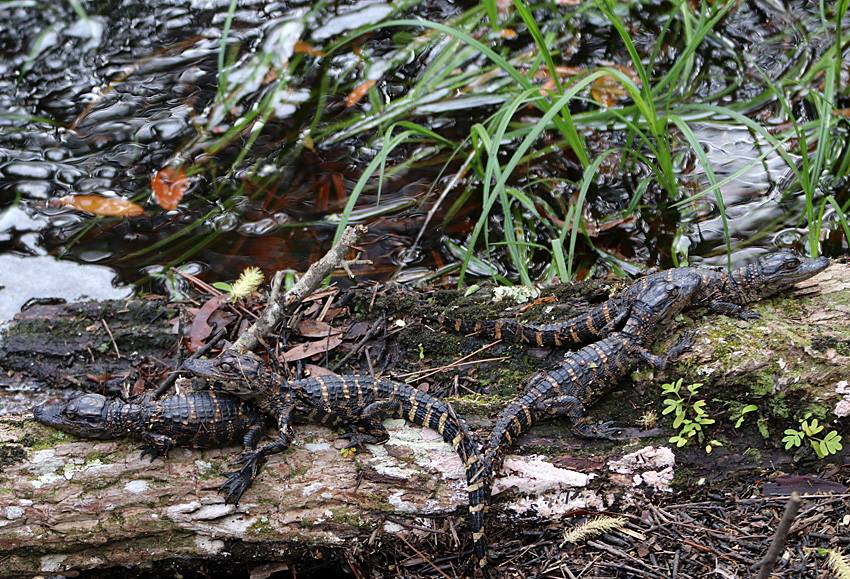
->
[[0, 263, 848, 577]]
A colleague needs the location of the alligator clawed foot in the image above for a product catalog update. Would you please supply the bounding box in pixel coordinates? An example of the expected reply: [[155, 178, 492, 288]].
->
[[232, 450, 263, 474], [139, 446, 161, 462], [139, 443, 172, 462], [738, 310, 760, 321], [219, 471, 252, 505], [572, 420, 623, 440], [339, 431, 387, 450]]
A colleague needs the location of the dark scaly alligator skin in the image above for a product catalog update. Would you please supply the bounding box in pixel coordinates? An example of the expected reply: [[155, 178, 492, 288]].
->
[[472, 252, 828, 570], [433, 251, 829, 348], [432, 302, 627, 348], [33, 391, 266, 459], [182, 357, 489, 572]]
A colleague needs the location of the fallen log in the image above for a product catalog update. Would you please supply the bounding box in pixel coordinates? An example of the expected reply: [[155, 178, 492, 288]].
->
[[0, 263, 848, 577]]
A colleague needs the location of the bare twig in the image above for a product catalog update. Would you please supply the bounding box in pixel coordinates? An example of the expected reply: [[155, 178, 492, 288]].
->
[[152, 328, 227, 398], [395, 339, 503, 382], [232, 225, 368, 352], [755, 492, 802, 579], [330, 316, 386, 372], [101, 319, 121, 358]]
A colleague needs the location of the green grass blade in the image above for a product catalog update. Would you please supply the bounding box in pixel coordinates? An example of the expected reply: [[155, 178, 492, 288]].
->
[[671, 115, 732, 270], [564, 150, 618, 279]]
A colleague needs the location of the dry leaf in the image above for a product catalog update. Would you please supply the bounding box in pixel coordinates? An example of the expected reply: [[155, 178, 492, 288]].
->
[[303, 364, 341, 378], [591, 65, 639, 108], [281, 335, 344, 362], [188, 295, 224, 352], [345, 79, 376, 108], [296, 319, 343, 338], [52, 195, 144, 217], [294, 41, 326, 56], [151, 166, 189, 211]]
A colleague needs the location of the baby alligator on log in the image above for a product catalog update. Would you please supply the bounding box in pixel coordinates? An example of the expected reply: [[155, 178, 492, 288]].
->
[[473, 252, 827, 569], [434, 250, 829, 348], [182, 357, 489, 572], [33, 391, 265, 459]]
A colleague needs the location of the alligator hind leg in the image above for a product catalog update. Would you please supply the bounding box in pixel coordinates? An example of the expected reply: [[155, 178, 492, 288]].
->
[[339, 401, 395, 449], [339, 420, 391, 449], [535, 395, 658, 440], [139, 433, 176, 461], [242, 420, 266, 451], [220, 403, 295, 504]]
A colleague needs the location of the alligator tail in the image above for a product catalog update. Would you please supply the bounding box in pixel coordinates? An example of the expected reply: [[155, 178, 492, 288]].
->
[[398, 388, 489, 572]]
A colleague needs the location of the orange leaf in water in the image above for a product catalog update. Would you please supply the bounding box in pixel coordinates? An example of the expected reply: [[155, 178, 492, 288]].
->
[[52, 195, 144, 217], [151, 167, 189, 211], [345, 79, 376, 108], [294, 41, 326, 57], [591, 65, 640, 108]]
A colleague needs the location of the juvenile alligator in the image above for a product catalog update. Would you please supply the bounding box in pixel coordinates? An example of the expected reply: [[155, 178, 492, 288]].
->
[[33, 391, 265, 458], [433, 250, 829, 348], [472, 251, 828, 570], [181, 357, 489, 571]]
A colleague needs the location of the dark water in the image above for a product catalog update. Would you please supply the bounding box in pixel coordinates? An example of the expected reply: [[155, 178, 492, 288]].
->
[[0, 0, 847, 321]]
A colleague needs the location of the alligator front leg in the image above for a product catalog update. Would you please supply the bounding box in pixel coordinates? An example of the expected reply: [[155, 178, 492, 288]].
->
[[220, 403, 295, 504], [139, 433, 176, 461], [709, 301, 760, 320], [636, 330, 696, 370]]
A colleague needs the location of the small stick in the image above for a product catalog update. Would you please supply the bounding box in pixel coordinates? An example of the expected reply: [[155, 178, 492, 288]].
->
[[396, 533, 453, 579], [395, 339, 502, 380], [755, 492, 802, 579], [330, 316, 386, 372], [152, 328, 227, 398], [231, 225, 368, 352], [101, 319, 121, 358]]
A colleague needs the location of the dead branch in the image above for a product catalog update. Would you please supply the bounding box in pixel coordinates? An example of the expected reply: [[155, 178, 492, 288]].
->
[[231, 225, 368, 352]]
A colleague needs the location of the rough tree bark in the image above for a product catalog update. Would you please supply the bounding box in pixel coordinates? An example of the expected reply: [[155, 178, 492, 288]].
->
[[0, 263, 848, 577]]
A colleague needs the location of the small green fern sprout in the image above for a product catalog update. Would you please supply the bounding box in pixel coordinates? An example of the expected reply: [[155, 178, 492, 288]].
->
[[782, 415, 843, 459], [561, 516, 627, 545]]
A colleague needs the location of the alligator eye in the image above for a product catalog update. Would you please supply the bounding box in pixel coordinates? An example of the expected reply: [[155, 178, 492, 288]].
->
[[219, 362, 233, 372], [783, 258, 801, 270]]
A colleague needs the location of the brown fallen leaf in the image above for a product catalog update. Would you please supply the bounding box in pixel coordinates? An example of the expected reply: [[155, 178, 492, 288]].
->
[[52, 195, 144, 217], [296, 319, 343, 338], [303, 364, 341, 378], [281, 335, 344, 362], [518, 295, 558, 314], [591, 64, 640, 108], [188, 294, 224, 352]]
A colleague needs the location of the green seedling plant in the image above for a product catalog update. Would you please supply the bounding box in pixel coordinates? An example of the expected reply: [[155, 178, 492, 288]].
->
[[730, 403, 771, 439], [661, 378, 718, 452], [731, 404, 759, 428], [782, 414, 843, 459]]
